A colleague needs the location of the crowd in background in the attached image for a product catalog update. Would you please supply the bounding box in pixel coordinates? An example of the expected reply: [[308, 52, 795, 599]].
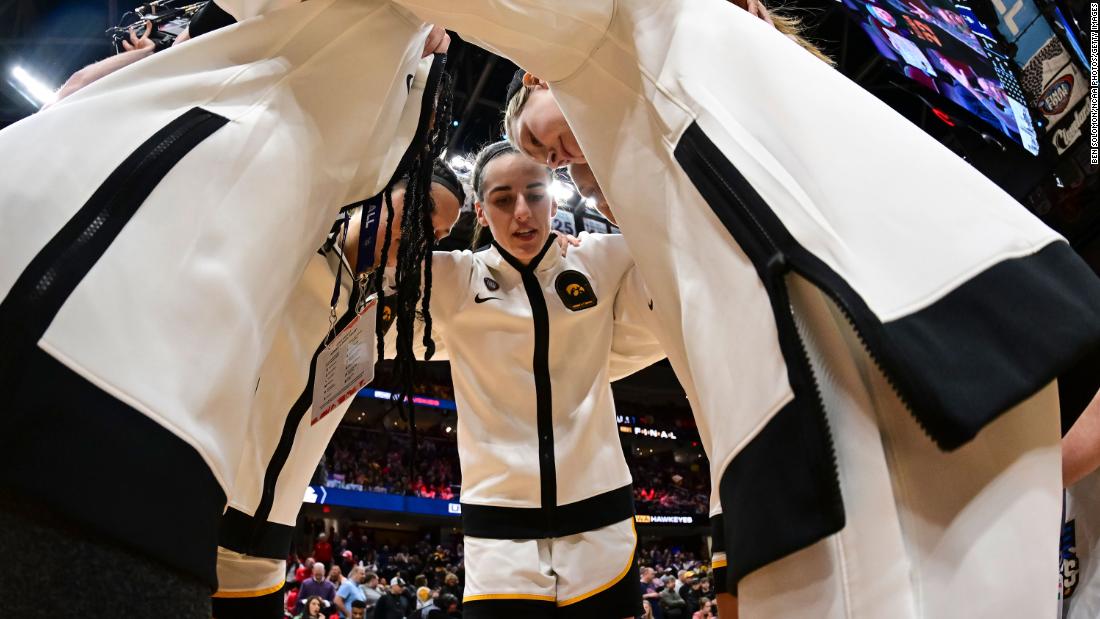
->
[[324, 428, 460, 500], [322, 427, 711, 514], [283, 527, 719, 618], [627, 449, 710, 515]]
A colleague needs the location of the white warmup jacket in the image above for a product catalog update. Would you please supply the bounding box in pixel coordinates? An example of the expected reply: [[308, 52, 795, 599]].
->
[[214, 244, 355, 598], [0, 0, 443, 587], [214, 57, 435, 599], [394, 0, 1100, 599], [390, 232, 663, 540]]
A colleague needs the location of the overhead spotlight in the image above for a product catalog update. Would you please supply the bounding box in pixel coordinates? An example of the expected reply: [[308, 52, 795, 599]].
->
[[444, 426, 453, 433], [10, 65, 57, 107], [448, 155, 472, 172], [549, 179, 575, 202], [452, 120, 460, 127]]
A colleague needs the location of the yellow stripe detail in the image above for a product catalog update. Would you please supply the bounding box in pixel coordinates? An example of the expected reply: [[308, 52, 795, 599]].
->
[[557, 519, 638, 607], [711, 558, 728, 569], [464, 593, 557, 603], [212, 580, 285, 599]]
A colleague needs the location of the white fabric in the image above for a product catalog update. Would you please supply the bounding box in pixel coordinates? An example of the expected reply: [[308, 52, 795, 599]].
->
[[463, 516, 637, 604], [0, 0, 431, 494], [389, 233, 663, 508], [399, 0, 1064, 522], [734, 275, 1062, 619]]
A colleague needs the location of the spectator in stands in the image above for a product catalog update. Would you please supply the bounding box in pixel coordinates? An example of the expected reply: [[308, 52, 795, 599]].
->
[[296, 595, 327, 619], [441, 572, 461, 601], [361, 571, 383, 610], [336, 565, 368, 618], [416, 591, 457, 618], [642, 599, 656, 619], [315, 532, 334, 566], [351, 600, 368, 619], [660, 576, 689, 618], [285, 582, 301, 615], [679, 572, 701, 614], [329, 564, 345, 588], [698, 577, 712, 601], [692, 597, 713, 619], [416, 585, 432, 611], [641, 567, 663, 618], [340, 548, 356, 574], [374, 576, 411, 619], [297, 563, 337, 614]]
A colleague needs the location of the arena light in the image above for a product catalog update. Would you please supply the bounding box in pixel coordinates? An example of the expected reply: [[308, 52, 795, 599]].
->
[[550, 179, 575, 202], [448, 154, 472, 172], [10, 65, 57, 107]]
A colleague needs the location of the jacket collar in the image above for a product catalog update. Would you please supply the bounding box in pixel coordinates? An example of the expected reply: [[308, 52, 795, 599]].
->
[[489, 234, 560, 274]]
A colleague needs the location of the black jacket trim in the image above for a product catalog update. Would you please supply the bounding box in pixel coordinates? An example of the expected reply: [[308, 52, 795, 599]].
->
[[0, 347, 226, 588], [492, 236, 560, 527], [678, 121, 1100, 451], [218, 507, 296, 561], [676, 119, 1100, 588], [461, 483, 635, 540], [710, 514, 729, 594], [252, 284, 363, 529], [188, 0, 236, 37], [877, 242, 1100, 448], [714, 397, 845, 596], [676, 121, 844, 592], [0, 107, 228, 387]]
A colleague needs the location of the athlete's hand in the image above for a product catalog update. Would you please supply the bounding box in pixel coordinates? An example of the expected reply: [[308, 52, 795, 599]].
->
[[422, 25, 451, 57], [122, 20, 156, 53], [556, 233, 581, 257], [729, 0, 774, 25]]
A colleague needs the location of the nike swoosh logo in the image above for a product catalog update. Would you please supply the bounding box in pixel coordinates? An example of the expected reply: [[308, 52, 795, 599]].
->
[[648, 300, 654, 310], [405, 74, 414, 93], [474, 294, 501, 304]]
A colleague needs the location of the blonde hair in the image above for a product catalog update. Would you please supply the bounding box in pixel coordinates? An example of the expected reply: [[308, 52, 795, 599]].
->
[[503, 84, 533, 154], [771, 10, 835, 66]]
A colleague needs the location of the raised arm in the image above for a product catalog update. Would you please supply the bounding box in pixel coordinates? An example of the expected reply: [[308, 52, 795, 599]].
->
[[1064, 385, 1100, 487], [393, 0, 613, 81], [49, 23, 155, 106]]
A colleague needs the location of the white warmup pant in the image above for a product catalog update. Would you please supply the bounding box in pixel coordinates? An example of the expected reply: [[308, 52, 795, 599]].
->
[[737, 275, 1062, 619]]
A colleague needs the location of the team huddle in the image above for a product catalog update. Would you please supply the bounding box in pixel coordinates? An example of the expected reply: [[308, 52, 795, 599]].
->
[[1, 0, 1099, 618]]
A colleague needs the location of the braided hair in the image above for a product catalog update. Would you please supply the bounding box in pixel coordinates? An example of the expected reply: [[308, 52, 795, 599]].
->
[[369, 58, 455, 451]]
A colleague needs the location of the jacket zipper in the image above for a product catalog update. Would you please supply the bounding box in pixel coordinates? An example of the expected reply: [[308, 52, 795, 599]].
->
[[0, 107, 228, 388], [675, 124, 842, 492], [493, 238, 558, 534]]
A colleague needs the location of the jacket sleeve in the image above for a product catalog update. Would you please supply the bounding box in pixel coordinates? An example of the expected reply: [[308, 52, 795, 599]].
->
[[609, 264, 666, 381], [392, 0, 614, 82], [212, 0, 299, 22], [379, 251, 474, 361]]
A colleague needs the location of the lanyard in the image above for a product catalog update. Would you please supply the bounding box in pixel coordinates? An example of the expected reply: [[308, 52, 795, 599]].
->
[[328, 211, 352, 334], [356, 194, 383, 276]]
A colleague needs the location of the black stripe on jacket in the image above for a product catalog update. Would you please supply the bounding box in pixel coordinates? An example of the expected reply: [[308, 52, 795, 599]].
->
[[675, 120, 1100, 592]]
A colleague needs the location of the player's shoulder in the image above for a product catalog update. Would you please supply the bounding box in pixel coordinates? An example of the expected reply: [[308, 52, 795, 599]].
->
[[569, 232, 632, 274]]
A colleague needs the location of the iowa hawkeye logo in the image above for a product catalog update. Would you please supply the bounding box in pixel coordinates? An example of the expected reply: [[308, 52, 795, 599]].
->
[[555, 270, 597, 311]]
